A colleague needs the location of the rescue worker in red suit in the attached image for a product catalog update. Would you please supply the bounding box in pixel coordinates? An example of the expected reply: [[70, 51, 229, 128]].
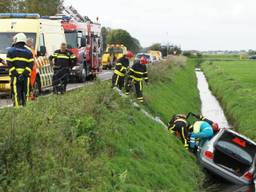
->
[[25, 38, 37, 99], [7, 33, 33, 107], [125, 56, 149, 103], [112, 52, 133, 90], [168, 114, 190, 149]]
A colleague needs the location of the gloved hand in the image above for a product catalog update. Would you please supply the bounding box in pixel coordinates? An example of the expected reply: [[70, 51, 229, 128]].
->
[[18, 74, 25, 81], [145, 79, 149, 85], [23, 69, 30, 77], [189, 137, 196, 149]]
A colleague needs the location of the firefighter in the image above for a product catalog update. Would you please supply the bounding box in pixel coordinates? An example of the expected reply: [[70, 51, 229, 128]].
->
[[112, 52, 133, 90], [50, 43, 76, 94], [168, 114, 190, 149], [187, 112, 220, 133], [125, 56, 149, 103], [7, 33, 33, 107]]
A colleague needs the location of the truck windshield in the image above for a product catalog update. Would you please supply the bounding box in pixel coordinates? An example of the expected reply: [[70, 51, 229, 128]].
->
[[109, 47, 123, 54], [65, 32, 77, 49], [0, 32, 36, 54]]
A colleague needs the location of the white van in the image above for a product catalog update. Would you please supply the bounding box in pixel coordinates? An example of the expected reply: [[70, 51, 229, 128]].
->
[[0, 13, 66, 93]]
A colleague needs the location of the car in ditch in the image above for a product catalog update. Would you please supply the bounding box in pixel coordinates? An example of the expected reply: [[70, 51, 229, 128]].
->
[[197, 128, 256, 185]]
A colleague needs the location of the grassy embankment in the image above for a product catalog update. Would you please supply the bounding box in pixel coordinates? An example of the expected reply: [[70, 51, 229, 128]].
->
[[0, 56, 203, 191], [202, 59, 256, 140]]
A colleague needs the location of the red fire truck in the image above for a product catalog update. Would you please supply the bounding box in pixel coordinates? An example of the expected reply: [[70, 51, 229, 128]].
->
[[48, 6, 102, 82]]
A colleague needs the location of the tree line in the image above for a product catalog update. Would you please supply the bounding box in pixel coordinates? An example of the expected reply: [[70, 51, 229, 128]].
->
[[0, 0, 63, 16], [101, 27, 142, 53]]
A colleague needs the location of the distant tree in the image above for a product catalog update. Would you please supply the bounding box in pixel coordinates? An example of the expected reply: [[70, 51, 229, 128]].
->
[[0, 0, 25, 12], [182, 51, 192, 57], [106, 29, 141, 53], [0, 0, 63, 15], [148, 43, 182, 57], [148, 43, 162, 51], [25, 0, 63, 15], [131, 37, 142, 53], [101, 27, 111, 51], [169, 45, 182, 55]]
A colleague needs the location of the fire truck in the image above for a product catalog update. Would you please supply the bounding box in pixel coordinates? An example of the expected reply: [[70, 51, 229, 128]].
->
[[49, 6, 102, 82]]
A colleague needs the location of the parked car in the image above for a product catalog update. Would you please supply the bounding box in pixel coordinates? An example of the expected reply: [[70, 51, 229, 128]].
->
[[197, 128, 256, 185], [135, 53, 154, 63], [249, 55, 256, 60]]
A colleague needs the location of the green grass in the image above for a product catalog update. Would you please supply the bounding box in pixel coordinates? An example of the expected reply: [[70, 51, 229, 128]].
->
[[0, 57, 203, 191], [202, 60, 256, 140], [145, 56, 201, 122], [202, 54, 240, 60]]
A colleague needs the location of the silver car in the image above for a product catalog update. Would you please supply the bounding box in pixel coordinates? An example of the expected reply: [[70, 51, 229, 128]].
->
[[197, 128, 256, 185]]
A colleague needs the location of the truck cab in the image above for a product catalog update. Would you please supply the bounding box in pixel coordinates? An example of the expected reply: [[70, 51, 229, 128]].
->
[[61, 18, 87, 82], [102, 44, 127, 70], [48, 13, 102, 82]]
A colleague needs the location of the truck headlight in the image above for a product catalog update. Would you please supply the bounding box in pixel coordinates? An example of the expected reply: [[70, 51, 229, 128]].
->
[[72, 66, 80, 71]]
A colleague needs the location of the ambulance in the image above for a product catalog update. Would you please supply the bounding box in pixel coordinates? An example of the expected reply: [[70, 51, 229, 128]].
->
[[0, 13, 66, 94]]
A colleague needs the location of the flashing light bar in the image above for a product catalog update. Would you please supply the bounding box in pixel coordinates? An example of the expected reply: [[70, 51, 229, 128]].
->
[[41, 15, 71, 21], [0, 13, 40, 19]]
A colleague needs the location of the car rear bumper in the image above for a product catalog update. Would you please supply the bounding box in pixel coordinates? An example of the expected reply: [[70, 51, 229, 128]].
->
[[198, 155, 251, 185]]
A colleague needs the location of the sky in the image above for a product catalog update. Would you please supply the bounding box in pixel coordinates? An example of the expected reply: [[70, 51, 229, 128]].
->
[[65, 0, 256, 51]]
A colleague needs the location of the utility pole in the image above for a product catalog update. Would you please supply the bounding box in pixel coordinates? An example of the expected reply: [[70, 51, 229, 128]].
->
[[166, 32, 169, 56]]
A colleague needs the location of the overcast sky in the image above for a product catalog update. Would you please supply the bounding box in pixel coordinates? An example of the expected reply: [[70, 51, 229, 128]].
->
[[65, 0, 256, 50]]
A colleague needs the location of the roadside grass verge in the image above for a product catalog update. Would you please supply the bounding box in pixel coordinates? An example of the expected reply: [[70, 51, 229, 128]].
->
[[0, 56, 203, 191], [144, 56, 201, 122], [202, 60, 256, 140]]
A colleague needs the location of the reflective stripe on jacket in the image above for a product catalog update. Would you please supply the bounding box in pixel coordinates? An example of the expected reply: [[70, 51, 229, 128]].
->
[[7, 43, 33, 76]]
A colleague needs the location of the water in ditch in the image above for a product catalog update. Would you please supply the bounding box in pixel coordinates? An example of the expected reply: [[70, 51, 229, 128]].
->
[[195, 69, 255, 192]]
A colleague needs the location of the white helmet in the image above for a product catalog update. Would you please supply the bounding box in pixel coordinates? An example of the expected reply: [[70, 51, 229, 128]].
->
[[13, 33, 27, 44]]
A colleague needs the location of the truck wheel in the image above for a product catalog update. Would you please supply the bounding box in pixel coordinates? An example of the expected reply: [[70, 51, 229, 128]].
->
[[79, 68, 86, 83]]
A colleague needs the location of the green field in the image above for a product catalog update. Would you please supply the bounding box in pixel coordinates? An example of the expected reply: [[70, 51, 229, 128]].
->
[[202, 59, 256, 140], [0, 57, 204, 191]]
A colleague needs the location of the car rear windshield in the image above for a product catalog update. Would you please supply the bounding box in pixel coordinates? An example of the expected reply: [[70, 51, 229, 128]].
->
[[0, 32, 36, 54], [216, 131, 256, 163], [216, 141, 252, 165]]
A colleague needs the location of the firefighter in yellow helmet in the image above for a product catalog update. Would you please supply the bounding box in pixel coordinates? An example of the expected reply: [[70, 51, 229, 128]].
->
[[112, 51, 133, 90], [125, 56, 149, 103], [7, 33, 33, 107]]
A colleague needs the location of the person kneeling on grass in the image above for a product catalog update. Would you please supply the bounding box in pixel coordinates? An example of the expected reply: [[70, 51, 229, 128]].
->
[[168, 114, 190, 149], [189, 121, 214, 150]]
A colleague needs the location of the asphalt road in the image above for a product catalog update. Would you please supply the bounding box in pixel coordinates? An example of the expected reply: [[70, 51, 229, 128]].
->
[[0, 70, 113, 108]]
